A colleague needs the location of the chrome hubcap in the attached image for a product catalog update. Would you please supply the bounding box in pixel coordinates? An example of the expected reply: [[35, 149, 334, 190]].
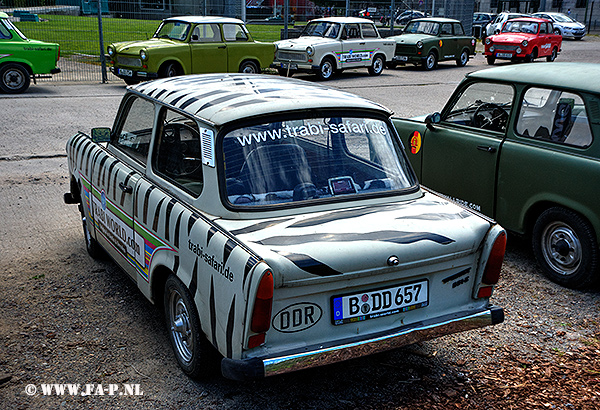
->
[[541, 222, 582, 275], [321, 62, 332, 78], [169, 290, 193, 363], [3, 69, 25, 90]]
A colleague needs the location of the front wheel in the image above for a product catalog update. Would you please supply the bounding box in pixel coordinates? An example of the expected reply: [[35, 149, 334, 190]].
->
[[486, 56, 496, 65], [532, 207, 599, 289], [239, 60, 259, 74], [422, 52, 437, 71], [160, 62, 182, 78], [316, 58, 335, 80], [546, 47, 558, 62], [0, 63, 30, 94], [456, 49, 469, 67], [80, 203, 103, 259], [368, 54, 384, 76], [164, 275, 220, 378], [123, 78, 140, 86]]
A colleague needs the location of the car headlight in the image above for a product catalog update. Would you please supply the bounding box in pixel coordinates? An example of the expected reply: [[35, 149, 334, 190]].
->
[[140, 50, 147, 61], [521, 40, 528, 47], [489, 46, 495, 52], [416, 41, 423, 49], [516, 47, 522, 53], [485, 38, 491, 45], [107, 46, 114, 57], [306, 46, 314, 56]]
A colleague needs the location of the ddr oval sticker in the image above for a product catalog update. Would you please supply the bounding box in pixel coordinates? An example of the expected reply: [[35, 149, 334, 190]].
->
[[410, 131, 422, 154]]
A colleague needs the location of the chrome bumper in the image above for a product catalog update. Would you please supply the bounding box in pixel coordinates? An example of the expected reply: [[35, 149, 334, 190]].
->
[[221, 306, 503, 380]]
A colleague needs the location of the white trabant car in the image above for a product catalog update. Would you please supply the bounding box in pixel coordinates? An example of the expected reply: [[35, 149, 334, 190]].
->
[[272, 17, 396, 80], [64, 74, 506, 380]]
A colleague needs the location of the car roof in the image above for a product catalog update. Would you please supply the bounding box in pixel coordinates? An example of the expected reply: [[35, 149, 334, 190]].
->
[[506, 17, 550, 23], [466, 63, 600, 95], [411, 17, 460, 24], [163, 15, 244, 25], [133, 74, 391, 126], [309, 17, 376, 24]]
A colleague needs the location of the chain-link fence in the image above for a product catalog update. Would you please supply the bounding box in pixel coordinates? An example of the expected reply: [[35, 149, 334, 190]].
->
[[2, 0, 599, 83]]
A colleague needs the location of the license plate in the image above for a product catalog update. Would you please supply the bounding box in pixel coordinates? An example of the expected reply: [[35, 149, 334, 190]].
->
[[332, 279, 428, 325], [118, 68, 133, 77], [281, 62, 297, 70], [396, 55, 408, 62], [496, 52, 513, 58]]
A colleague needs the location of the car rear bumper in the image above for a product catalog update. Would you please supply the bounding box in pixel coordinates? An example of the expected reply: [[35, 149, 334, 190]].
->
[[221, 305, 504, 380]]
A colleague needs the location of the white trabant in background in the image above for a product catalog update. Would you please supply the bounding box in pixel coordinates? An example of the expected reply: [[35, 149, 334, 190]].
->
[[64, 74, 506, 380], [272, 17, 396, 80]]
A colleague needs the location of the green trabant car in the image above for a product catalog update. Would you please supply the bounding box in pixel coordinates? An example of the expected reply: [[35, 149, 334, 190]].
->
[[64, 74, 505, 380], [393, 63, 600, 289], [0, 11, 60, 93], [387, 17, 476, 70], [107, 16, 274, 85]]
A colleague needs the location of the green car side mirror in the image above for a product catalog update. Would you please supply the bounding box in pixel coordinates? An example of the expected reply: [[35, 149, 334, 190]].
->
[[425, 112, 441, 130]]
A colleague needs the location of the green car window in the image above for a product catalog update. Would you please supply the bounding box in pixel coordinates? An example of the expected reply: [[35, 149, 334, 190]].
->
[[404, 21, 440, 35], [0, 20, 11, 39], [154, 21, 191, 41], [223, 24, 248, 42], [191, 24, 221, 43], [453, 23, 465, 35], [516, 88, 593, 147]]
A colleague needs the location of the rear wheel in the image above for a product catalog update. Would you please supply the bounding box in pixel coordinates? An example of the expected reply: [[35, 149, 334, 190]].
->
[[368, 54, 384, 76], [316, 57, 335, 80], [239, 60, 259, 74], [456, 49, 469, 67], [0, 63, 30, 94], [164, 275, 220, 378], [532, 207, 599, 289]]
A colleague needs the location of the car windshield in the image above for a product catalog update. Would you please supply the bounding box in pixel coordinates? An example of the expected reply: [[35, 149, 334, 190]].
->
[[301, 21, 341, 38], [553, 14, 575, 22], [502, 21, 539, 34], [154, 21, 191, 41], [404, 21, 439, 35], [2, 18, 27, 40], [222, 116, 416, 207]]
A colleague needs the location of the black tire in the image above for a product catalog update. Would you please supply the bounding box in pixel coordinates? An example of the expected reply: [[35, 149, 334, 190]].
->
[[368, 54, 384, 76], [546, 47, 558, 62], [0, 63, 31, 94], [532, 207, 599, 289], [79, 202, 103, 259], [239, 60, 259, 74], [526, 48, 538, 63], [316, 57, 335, 80], [160, 62, 182, 78], [164, 275, 220, 378], [386, 62, 398, 69], [486, 56, 496, 65], [456, 49, 469, 67], [422, 51, 437, 71]]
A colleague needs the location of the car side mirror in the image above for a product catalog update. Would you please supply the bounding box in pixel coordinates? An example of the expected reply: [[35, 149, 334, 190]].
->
[[424, 112, 441, 130], [191, 34, 198, 41], [91, 127, 111, 143], [341, 34, 347, 40]]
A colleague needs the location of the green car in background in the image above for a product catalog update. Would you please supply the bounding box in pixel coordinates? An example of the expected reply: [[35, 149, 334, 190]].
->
[[387, 17, 476, 70], [0, 11, 60, 93], [107, 16, 275, 85], [393, 63, 600, 289]]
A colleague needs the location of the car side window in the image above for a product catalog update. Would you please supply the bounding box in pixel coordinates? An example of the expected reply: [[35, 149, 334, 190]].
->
[[113, 97, 154, 164], [361, 23, 378, 38], [345, 24, 361, 39], [516, 88, 593, 148], [191, 24, 221, 43], [444, 82, 514, 133], [152, 108, 204, 196], [441, 23, 452, 35], [0, 21, 11, 39], [223, 24, 248, 42], [453, 23, 465, 35]]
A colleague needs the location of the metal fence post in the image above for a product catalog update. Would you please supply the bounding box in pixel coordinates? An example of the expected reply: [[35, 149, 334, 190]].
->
[[97, 0, 107, 83]]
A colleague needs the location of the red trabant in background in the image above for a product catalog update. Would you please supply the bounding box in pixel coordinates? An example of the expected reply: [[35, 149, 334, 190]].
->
[[484, 17, 562, 64]]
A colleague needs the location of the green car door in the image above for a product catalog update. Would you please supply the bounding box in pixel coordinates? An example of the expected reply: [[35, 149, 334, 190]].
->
[[395, 81, 515, 216], [190, 23, 228, 73]]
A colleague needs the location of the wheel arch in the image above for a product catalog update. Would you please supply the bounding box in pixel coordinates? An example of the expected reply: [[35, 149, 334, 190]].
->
[[0, 60, 33, 75], [320, 53, 339, 69], [150, 264, 174, 308], [238, 58, 261, 72], [158, 59, 185, 76]]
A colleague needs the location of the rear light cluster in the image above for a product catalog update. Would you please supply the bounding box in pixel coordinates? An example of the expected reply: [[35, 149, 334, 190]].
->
[[248, 270, 274, 349], [477, 231, 506, 298]]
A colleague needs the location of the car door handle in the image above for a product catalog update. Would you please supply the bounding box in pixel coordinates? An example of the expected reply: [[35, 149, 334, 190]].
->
[[218, 45, 226, 49], [119, 182, 133, 194], [477, 145, 497, 153], [359, 42, 365, 45]]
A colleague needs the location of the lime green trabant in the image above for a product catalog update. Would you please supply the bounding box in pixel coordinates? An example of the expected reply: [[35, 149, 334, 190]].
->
[[387, 17, 476, 70], [107, 16, 274, 85], [393, 63, 600, 289], [0, 11, 60, 93]]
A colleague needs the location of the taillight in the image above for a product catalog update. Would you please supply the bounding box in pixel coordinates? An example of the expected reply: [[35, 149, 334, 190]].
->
[[251, 270, 274, 334], [477, 231, 506, 298]]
